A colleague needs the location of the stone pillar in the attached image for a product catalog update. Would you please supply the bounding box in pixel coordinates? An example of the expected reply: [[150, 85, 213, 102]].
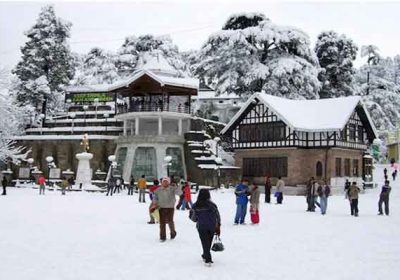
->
[[135, 117, 139, 135], [123, 120, 127, 136], [158, 117, 163, 136], [178, 118, 182, 136], [130, 121, 134, 136]]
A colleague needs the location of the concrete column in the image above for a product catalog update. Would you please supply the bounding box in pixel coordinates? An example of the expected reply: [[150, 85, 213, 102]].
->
[[123, 120, 127, 136], [178, 118, 182, 136], [135, 117, 139, 135], [158, 117, 163, 135], [130, 121, 134, 136]]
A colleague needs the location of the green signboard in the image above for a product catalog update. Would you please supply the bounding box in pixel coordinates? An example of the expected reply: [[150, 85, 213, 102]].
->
[[66, 92, 115, 103]]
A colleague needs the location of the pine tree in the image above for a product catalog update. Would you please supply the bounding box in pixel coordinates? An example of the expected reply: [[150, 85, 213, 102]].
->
[[315, 31, 358, 98], [12, 5, 74, 113], [73, 47, 119, 85], [115, 34, 189, 77], [192, 12, 320, 99]]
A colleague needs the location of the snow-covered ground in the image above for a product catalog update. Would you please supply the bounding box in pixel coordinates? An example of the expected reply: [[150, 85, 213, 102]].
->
[[0, 165, 399, 280]]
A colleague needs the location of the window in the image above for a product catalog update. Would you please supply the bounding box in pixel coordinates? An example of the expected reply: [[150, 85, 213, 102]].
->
[[166, 147, 184, 178], [132, 147, 157, 181], [243, 157, 288, 177], [116, 147, 127, 176], [335, 158, 342, 177], [340, 127, 347, 141], [353, 159, 359, 176], [349, 124, 356, 141], [316, 161, 323, 177], [239, 121, 286, 142], [219, 100, 224, 104], [357, 126, 364, 143], [344, 158, 351, 177]]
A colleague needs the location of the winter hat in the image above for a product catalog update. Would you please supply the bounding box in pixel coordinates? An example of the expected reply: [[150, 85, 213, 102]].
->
[[161, 176, 171, 184]]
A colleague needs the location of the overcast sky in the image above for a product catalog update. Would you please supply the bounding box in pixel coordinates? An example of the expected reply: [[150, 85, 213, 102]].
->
[[1, 0, 399, 69]]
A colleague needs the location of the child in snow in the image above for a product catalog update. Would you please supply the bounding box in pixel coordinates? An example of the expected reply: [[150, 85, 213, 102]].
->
[[181, 182, 193, 210]]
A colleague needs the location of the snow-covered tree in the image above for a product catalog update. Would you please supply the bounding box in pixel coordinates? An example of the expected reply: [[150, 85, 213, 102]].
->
[[72, 48, 119, 85], [12, 5, 74, 113], [0, 68, 30, 164], [115, 34, 188, 77], [315, 31, 358, 98], [355, 55, 400, 131], [193, 12, 321, 99]]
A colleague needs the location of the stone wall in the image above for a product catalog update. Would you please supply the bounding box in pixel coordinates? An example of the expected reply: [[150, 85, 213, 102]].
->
[[234, 147, 364, 186]]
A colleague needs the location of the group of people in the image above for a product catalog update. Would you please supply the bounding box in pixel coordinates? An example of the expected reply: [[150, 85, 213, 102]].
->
[[306, 177, 331, 215], [146, 176, 221, 266]]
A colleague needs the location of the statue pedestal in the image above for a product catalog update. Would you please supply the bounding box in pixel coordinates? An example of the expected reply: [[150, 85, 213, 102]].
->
[[75, 152, 93, 190]]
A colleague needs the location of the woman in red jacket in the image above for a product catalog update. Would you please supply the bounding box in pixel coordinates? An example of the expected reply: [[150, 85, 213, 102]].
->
[[181, 182, 193, 210], [39, 175, 46, 195]]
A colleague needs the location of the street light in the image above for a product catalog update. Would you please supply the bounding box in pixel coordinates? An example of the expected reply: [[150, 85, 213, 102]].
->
[[94, 98, 100, 119], [215, 156, 223, 189], [214, 137, 221, 158], [39, 113, 45, 135], [83, 105, 89, 127], [164, 155, 172, 177], [27, 158, 34, 184], [45, 156, 54, 187], [108, 155, 116, 177], [70, 112, 76, 135]]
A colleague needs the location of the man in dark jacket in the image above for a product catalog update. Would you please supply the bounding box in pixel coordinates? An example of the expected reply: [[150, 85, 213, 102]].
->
[[264, 176, 272, 203], [1, 176, 7, 195], [306, 177, 316, 211], [378, 180, 391, 216], [189, 189, 221, 266]]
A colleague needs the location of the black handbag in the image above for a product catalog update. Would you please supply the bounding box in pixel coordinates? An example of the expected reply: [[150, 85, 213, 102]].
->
[[211, 234, 224, 252]]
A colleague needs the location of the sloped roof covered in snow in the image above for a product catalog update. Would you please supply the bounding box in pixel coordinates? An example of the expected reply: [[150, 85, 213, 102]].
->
[[67, 52, 199, 93], [221, 93, 378, 137]]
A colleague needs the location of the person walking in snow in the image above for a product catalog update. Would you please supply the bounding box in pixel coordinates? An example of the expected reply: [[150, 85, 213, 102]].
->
[[348, 182, 360, 217], [106, 176, 115, 196], [317, 180, 330, 215], [113, 176, 122, 194], [264, 176, 272, 203], [275, 177, 284, 204], [39, 175, 46, 195], [189, 189, 221, 266], [378, 180, 391, 216], [127, 176, 134, 196], [306, 177, 317, 212], [138, 175, 147, 203], [1, 176, 7, 195], [181, 182, 193, 210], [61, 177, 68, 195], [150, 176, 182, 242], [234, 179, 250, 225], [249, 183, 260, 224], [392, 169, 397, 181], [148, 180, 160, 224], [344, 179, 351, 199]]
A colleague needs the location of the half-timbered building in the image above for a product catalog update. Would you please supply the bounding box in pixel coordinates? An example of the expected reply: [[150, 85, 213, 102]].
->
[[221, 93, 377, 187]]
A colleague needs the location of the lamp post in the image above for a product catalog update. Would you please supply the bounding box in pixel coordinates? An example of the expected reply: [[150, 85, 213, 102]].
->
[[45, 156, 54, 187], [104, 113, 109, 133], [83, 105, 89, 127], [215, 156, 223, 189], [164, 155, 172, 177], [39, 113, 45, 135], [94, 98, 99, 119], [70, 112, 76, 135], [108, 155, 116, 177], [27, 158, 34, 184], [214, 137, 221, 158]]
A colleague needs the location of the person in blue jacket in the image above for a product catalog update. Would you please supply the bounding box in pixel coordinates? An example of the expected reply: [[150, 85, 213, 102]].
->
[[234, 179, 250, 225]]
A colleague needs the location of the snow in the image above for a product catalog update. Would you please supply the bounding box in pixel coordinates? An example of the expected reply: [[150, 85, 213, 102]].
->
[[14, 135, 119, 140], [222, 93, 378, 134], [0, 164, 399, 280]]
